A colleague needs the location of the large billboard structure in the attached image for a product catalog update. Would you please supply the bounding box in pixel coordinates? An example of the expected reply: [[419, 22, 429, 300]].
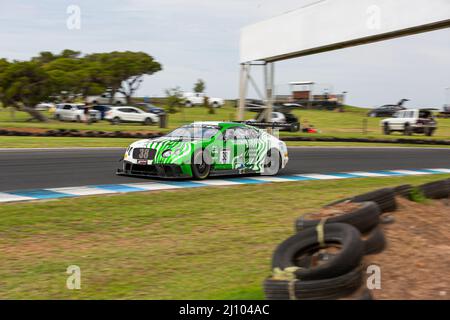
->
[[237, 0, 450, 121]]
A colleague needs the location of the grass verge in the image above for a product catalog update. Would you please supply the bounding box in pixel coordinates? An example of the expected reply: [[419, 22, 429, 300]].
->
[[1, 105, 449, 141], [1, 174, 449, 299]]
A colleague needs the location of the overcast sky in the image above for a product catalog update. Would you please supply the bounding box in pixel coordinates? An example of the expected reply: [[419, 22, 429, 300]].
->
[[0, 0, 449, 108]]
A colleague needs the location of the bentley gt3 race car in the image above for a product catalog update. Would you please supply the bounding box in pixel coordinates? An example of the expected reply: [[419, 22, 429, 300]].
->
[[117, 122, 289, 179]]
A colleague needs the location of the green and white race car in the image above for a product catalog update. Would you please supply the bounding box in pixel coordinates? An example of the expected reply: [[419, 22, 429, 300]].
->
[[118, 121, 289, 179]]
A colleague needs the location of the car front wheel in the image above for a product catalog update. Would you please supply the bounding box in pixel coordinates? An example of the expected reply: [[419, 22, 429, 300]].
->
[[404, 124, 412, 136], [383, 123, 391, 135], [191, 150, 211, 180]]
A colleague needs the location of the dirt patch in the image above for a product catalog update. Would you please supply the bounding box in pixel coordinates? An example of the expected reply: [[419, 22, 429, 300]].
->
[[307, 202, 362, 219], [366, 197, 450, 300]]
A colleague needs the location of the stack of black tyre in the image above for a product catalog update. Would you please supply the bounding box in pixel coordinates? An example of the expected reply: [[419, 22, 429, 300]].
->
[[264, 188, 400, 300], [264, 179, 450, 300]]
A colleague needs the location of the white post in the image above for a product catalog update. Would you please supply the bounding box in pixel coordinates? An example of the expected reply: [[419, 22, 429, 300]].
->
[[264, 62, 274, 122], [237, 63, 250, 121]]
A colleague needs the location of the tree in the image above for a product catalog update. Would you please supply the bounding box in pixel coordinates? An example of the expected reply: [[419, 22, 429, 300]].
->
[[0, 61, 51, 122], [194, 79, 205, 93], [43, 55, 106, 101], [0, 50, 163, 121], [165, 87, 183, 114], [86, 51, 162, 104]]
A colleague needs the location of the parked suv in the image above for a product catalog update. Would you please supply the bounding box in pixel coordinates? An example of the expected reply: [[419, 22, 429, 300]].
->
[[380, 109, 437, 136], [54, 104, 101, 122], [104, 106, 159, 125]]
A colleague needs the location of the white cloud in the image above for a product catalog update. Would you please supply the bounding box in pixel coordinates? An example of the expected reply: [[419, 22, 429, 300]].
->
[[0, 0, 448, 107]]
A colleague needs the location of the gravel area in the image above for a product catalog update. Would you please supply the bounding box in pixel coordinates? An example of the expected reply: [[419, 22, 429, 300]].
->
[[366, 197, 450, 300]]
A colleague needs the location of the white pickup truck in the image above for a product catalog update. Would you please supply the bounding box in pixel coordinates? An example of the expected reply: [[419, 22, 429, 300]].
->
[[182, 92, 224, 108], [380, 109, 437, 136]]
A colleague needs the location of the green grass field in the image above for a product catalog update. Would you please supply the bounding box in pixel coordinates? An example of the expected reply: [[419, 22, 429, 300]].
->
[[1, 104, 448, 148], [0, 174, 448, 299], [1, 104, 449, 138]]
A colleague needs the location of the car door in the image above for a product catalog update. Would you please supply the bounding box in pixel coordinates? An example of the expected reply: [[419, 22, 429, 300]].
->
[[62, 105, 73, 120], [117, 108, 133, 122], [228, 127, 249, 170], [245, 127, 263, 169], [213, 128, 246, 171], [390, 111, 404, 130], [129, 108, 144, 122]]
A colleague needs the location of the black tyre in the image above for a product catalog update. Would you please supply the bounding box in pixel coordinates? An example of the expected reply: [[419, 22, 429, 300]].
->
[[352, 188, 397, 213], [264, 265, 363, 300], [143, 118, 153, 125], [418, 179, 450, 199], [363, 226, 386, 255], [272, 223, 364, 281], [383, 123, 391, 135], [112, 117, 121, 125], [296, 201, 380, 234], [76, 115, 82, 123], [262, 148, 281, 176], [290, 123, 300, 132], [191, 149, 211, 180], [394, 184, 412, 199], [424, 127, 434, 136]]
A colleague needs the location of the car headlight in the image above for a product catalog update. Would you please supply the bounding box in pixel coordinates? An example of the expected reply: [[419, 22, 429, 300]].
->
[[162, 149, 182, 158], [162, 150, 172, 158]]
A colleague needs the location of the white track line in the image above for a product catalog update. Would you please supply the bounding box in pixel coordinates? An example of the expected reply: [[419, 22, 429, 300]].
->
[[46, 187, 117, 196], [0, 193, 36, 203], [120, 183, 181, 191], [294, 174, 345, 180], [193, 180, 243, 186], [347, 171, 390, 177], [389, 170, 430, 175]]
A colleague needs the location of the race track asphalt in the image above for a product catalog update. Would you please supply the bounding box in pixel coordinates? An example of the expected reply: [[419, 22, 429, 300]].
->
[[0, 147, 449, 192]]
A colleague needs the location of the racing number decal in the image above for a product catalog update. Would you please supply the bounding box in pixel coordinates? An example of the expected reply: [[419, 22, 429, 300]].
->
[[139, 149, 150, 159], [220, 149, 231, 164]]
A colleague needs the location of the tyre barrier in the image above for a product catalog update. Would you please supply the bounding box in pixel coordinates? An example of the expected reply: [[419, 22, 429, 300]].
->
[[418, 179, 450, 200], [362, 226, 386, 256], [295, 201, 381, 234], [273, 223, 364, 281], [326, 188, 397, 213], [265, 223, 365, 300], [264, 265, 364, 300], [265, 180, 449, 300], [393, 184, 413, 199]]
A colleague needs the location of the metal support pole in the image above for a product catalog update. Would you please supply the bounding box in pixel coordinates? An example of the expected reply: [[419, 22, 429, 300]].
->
[[237, 63, 250, 121], [264, 62, 274, 123]]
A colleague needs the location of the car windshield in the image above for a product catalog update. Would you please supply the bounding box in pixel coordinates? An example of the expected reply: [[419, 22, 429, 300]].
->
[[165, 125, 219, 140]]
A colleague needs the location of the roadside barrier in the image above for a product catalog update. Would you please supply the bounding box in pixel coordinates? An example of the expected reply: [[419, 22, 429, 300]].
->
[[295, 201, 381, 234], [264, 178, 450, 300], [0, 129, 163, 139]]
